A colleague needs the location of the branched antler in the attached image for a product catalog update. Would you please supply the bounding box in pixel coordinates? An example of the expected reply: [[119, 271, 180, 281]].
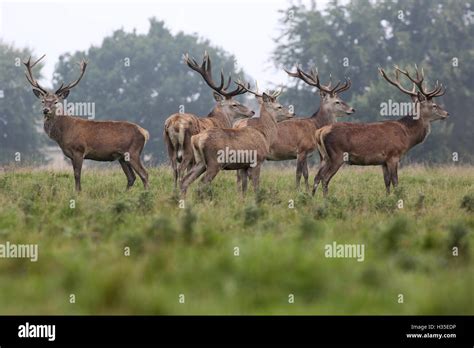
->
[[234, 79, 282, 101], [379, 65, 445, 99], [184, 52, 248, 99], [23, 55, 48, 95], [285, 65, 351, 95], [55, 59, 88, 96]]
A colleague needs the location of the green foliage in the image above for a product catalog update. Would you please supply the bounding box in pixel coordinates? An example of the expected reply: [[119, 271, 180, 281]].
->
[[52, 19, 249, 165], [0, 165, 472, 314], [461, 193, 474, 213], [0, 42, 45, 164], [448, 223, 470, 259], [379, 216, 412, 252], [181, 205, 197, 243], [274, 0, 474, 163], [243, 203, 263, 227]]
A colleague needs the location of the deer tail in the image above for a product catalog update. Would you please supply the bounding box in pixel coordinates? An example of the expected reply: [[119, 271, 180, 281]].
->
[[138, 126, 150, 144], [191, 133, 207, 167], [177, 123, 187, 163], [315, 126, 330, 161]]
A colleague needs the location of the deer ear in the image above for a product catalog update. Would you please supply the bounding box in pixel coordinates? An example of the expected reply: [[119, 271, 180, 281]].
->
[[32, 88, 44, 99], [255, 95, 264, 105], [417, 91, 427, 102], [262, 93, 273, 103], [213, 92, 224, 102], [57, 90, 70, 99]]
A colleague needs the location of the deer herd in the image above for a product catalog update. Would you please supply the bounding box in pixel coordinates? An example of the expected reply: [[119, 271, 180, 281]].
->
[[23, 52, 448, 198]]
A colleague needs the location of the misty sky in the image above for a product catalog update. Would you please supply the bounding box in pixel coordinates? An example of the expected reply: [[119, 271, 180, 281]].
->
[[0, 0, 324, 88]]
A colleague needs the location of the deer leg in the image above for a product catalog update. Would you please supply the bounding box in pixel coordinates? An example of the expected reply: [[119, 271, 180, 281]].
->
[[295, 153, 306, 190], [382, 163, 391, 195], [236, 170, 242, 191], [321, 160, 344, 198], [171, 158, 178, 190], [312, 159, 328, 196], [248, 165, 262, 194], [196, 165, 220, 195], [71, 154, 84, 192], [186, 160, 195, 173], [119, 158, 136, 190], [128, 156, 149, 190], [302, 156, 310, 192], [165, 133, 179, 189], [177, 155, 191, 189], [127, 162, 137, 187], [181, 163, 206, 195], [200, 165, 220, 185], [388, 160, 399, 190], [239, 169, 248, 195]]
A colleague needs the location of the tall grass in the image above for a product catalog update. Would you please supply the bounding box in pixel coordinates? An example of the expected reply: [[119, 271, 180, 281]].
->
[[0, 164, 472, 314]]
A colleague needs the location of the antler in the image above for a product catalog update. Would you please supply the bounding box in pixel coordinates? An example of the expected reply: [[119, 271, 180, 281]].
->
[[234, 79, 282, 101], [284, 65, 351, 95], [379, 65, 445, 99], [55, 59, 88, 96], [184, 52, 248, 99], [23, 55, 48, 95]]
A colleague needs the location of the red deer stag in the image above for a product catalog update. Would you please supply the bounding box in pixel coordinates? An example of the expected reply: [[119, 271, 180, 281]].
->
[[234, 67, 354, 191], [313, 65, 448, 197], [24, 55, 150, 192], [164, 52, 254, 189], [180, 81, 294, 196]]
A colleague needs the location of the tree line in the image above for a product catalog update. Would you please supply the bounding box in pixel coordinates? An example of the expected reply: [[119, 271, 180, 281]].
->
[[1, 0, 472, 165]]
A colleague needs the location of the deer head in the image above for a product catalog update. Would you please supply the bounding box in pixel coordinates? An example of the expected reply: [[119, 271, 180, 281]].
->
[[235, 80, 294, 122], [379, 65, 449, 122], [24, 55, 87, 118], [285, 65, 355, 117], [184, 52, 254, 122]]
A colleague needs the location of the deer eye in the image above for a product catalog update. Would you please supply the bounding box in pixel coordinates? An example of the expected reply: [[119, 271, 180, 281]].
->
[[433, 105, 437, 108]]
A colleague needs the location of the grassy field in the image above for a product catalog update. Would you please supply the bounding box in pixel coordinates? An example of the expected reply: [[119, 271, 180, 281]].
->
[[0, 164, 472, 315]]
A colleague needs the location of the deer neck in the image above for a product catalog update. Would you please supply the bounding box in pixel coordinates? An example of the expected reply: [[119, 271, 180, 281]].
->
[[43, 113, 69, 144], [207, 107, 233, 128], [397, 116, 431, 148], [253, 107, 277, 145], [311, 105, 337, 128]]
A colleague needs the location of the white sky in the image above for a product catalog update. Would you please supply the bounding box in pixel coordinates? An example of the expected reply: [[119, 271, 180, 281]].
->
[[0, 0, 326, 88]]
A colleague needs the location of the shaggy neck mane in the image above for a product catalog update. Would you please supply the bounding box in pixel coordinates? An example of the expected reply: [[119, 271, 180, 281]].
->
[[312, 106, 337, 128], [207, 107, 232, 128], [251, 106, 277, 144], [397, 115, 431, 147]]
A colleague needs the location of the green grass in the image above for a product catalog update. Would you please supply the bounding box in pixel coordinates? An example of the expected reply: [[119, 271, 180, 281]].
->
[[0, 164, 472, 314]]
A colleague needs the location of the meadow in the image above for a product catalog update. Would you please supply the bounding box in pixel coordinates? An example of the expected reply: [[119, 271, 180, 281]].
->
[[0, 164, 472, 314]]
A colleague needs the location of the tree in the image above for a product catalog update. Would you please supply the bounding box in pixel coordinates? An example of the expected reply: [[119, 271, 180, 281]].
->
[[274, 0, 474, 163], [0, 42, 45, 165], [53, 18, 249, 164]]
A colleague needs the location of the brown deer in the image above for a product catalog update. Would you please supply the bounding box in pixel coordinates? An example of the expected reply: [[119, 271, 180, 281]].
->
[[180, 81, 294, 196], [234, 67, 354, 191], [313, 65, 448, 197], [24, 55, 150, 192], [164, 52, 254, 189]]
